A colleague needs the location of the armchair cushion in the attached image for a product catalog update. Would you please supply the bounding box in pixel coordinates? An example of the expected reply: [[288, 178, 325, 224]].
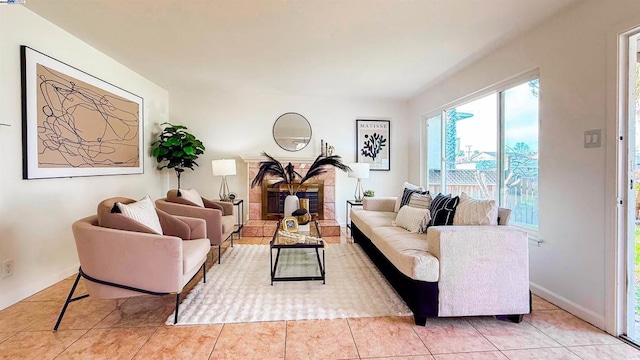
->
[[115, 195, 163, 235], [178, 188, 205, 207], [97, 197, 160, 235], [167, 189, 202, 207]]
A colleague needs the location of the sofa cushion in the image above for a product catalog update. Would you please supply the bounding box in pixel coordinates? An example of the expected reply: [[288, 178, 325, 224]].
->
[[182, 238, 210, 276], [394, 182, 424, 212], [369, 226, 439, 282], [408, 192, 432, 209], [429, 194, 460, 226], [350, 208, 396, 237], [394, 205, 430, 233], [115, 195, 164, 235], [453, 192, 498, 225]]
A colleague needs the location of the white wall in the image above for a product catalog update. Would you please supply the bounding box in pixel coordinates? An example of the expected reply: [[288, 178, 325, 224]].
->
[[169, 89, 409, 226], [0, 6, 171, 310], [409, 0, 640, 331]]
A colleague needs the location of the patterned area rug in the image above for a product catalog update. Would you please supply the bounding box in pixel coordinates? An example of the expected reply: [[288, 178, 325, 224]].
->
[[168, 244, 411, 325]]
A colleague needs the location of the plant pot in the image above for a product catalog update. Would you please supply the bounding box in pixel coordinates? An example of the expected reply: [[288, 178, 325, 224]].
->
[[283, 194, 299, 217]]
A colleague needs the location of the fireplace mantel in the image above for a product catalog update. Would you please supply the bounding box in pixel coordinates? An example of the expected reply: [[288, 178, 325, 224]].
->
[[240, 155, 319, 163]]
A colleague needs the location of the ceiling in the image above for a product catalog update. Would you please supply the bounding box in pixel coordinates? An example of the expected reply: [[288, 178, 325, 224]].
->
[[25, 0, 581, 100]]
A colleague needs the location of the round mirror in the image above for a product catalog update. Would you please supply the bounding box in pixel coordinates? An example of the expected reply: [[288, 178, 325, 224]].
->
[[273, 112, 312, 152]]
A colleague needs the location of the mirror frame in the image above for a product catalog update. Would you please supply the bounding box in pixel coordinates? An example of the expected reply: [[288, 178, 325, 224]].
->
[[272, 112, 312, 152]]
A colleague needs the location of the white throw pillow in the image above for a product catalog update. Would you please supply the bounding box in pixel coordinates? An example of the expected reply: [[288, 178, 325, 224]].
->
[[408, 192, 432, 210], [393, 205, 431, 233], [394, 182, 425, 212], [452, 192, 498, 226], [180, 188, 205, 207], [116, 195, 163, 234]]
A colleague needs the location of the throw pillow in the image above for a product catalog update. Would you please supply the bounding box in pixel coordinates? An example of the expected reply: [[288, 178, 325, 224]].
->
[[453, 192, 498, 225], [429, 193, 460, 226], [393, 205, 431, 233], [116, 195, 163, 235], [179, 188, 205, 207], [408, 192, 432, 209], [394, 182, 425, 212]]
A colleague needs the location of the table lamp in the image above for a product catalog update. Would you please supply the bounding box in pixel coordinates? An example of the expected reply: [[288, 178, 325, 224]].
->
[[212, 159, 236, 201], [348, 163, 370, 202]]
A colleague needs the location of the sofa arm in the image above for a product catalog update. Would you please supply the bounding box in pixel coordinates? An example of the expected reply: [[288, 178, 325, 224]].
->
[[426, 225, 529, 316], [363, 197, 396, 212], [156, 199, 223, 244], [208, 200, 234, 216]]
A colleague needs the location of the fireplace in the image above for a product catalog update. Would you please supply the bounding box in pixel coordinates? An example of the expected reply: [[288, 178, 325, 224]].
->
[[262, 180, 324, 220]]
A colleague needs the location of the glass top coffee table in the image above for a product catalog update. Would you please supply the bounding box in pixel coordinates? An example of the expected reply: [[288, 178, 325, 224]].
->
[[270, 220, 325, 285]]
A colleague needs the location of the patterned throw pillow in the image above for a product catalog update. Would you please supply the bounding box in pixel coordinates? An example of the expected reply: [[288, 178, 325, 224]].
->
[[453, 192, 498, 225], [393, 205, 431, 233], [115, 195, 163, 234], [179, 188, 205, 207], [394, 182, 425, 212], [429, 193, 460, 226], [408, 192, 432, 210]]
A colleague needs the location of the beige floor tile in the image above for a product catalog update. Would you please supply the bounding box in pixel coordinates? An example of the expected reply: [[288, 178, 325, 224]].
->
[[323, 236, 342, 244], [0, 301, 60, 332], [209, 321, 286, 359], [0, 330, 86, 360], [527, 310, 621, 346], [133, 324, 222, 360], [433, 352, 508, 359], [531, 295, 559, 311], [468, 317, 561, 350], [95, 295, 176, 328], [501, 347, 582, 359], [235, 236, 264, 245], [362, 356, 435, 360], [0, 332, 16, 344], [55, 327, 156, 360], [567, 343, 640, 359], [348, 316, 429, 358], [24, 277, 88, 303], [285, 319, 358, 360], [413, 318, 497, 354], [26, 298, 117, 331]]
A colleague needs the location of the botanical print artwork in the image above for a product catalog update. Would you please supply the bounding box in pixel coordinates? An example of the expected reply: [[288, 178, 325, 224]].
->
[[356, 119, 390, 171], [36, 64, 140, 168], [22, 46, 143, 179]]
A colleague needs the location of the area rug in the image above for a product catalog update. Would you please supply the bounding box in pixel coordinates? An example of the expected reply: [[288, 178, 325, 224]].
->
[[167, 244, 411, 325]]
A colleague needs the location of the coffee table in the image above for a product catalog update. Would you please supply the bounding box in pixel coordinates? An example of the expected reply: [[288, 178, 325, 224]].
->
[[269, 220, 325, 285]]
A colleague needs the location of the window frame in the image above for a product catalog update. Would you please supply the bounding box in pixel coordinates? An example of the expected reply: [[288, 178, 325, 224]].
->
[[422, 70, 540, 234]]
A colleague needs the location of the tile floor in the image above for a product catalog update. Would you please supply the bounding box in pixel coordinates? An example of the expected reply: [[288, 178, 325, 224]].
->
[[1, 231, 639, 359]]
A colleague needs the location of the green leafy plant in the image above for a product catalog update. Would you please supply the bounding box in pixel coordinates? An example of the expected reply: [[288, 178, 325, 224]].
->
[[363, 190, 375, 197], [151, 122, 205, 190], [251, 152, 351, 195]]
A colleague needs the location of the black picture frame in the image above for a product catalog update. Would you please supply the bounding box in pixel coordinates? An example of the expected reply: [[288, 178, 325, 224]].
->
[[356, 119, 390, 171]]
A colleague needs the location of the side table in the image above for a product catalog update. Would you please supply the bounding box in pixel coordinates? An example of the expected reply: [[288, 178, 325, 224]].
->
[[231, 199, 244, 240], [346, 200, 363, 237]]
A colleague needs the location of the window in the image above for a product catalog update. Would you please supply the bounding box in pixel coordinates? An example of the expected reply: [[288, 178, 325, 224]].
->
[[424, 76, 539, 229]]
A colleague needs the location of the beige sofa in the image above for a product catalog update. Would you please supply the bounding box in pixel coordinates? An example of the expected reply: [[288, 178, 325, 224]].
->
[[350, 197, 530, 325]]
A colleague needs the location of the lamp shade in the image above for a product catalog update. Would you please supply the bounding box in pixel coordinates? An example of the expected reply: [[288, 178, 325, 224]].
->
[[348, 163, 370, 179], [211, 159, 236, 177]]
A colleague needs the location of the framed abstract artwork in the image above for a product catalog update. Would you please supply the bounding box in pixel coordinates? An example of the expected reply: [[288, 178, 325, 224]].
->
[[356, 119, 390, 171], [21, 46, 144, 179]]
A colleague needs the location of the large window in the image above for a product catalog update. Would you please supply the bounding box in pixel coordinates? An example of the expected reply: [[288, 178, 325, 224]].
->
[[424, 76, 539, 229]]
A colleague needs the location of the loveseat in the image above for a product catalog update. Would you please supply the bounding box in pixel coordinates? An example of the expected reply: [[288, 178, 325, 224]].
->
[[350, 196, 530, 325]]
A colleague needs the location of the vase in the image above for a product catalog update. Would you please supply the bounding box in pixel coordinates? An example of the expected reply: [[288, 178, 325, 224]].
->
[[283, 194, 299, 217], [297, 198, 311, 225]]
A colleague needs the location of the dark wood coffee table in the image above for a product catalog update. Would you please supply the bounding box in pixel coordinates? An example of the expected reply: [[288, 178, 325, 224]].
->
[[269, 220, 325, 285]]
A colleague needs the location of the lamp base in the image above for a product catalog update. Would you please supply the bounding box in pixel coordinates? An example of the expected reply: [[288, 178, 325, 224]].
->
[[354, 178, 364, 202], [219, 176, 232, 202]]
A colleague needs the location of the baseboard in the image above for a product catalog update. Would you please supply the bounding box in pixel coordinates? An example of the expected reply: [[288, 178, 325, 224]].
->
[[0, 263, 78, 311], [530, 281, 606, 330]]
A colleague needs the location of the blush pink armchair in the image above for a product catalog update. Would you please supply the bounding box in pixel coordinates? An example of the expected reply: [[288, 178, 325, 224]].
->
[[155, 189, 236, 263], [53, 197, 211, 331]]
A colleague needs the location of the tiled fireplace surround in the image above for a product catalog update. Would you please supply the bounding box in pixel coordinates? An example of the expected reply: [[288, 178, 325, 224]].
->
[[242, 157, 341, 237]]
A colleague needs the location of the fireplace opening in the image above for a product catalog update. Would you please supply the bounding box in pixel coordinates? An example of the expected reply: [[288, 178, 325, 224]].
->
[[262, 180, 324, 220]]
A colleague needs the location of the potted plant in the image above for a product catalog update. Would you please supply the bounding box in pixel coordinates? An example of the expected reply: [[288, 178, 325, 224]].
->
[[363, 190, 375, 198], [251, 152, 351, 216], [151, 122, 205, 191]]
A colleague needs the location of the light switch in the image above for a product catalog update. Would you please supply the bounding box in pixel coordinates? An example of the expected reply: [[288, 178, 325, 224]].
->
[[584, 129, 602, 148]]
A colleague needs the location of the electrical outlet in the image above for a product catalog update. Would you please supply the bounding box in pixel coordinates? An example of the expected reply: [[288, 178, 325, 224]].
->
[[2, 259, 13, 278]]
